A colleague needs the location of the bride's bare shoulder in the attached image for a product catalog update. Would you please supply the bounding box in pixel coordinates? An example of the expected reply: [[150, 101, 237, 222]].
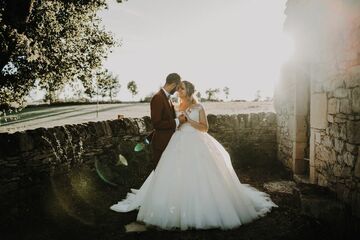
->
[[193, 103, 204, 110]]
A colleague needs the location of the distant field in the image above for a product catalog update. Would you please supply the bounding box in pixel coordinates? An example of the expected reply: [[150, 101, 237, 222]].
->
[[0, 101, 274, 133]]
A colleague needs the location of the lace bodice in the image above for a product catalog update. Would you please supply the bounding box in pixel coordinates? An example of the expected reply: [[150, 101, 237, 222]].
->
[[176, 104, 203, 121], [175, 104, 203, 132]]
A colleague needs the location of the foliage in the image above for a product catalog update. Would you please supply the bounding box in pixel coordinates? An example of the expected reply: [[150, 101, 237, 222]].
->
[[223, 86, 230, 99], [127, 80, 138, 98], [205, 88, 220, 101], [254, 90, 261, 102], [195, 91, 201, 100], [0, 0, 116, 106], [97, 69, 120, 101], [140, 91, 155, 103]]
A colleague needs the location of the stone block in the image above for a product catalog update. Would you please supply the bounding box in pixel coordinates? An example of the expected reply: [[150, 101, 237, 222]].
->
[[341, 166, 352, 178], [334, 114, 347, 123], [330, 122, 347, 139], [325, 76, 345, 92], [330, 149, 337, 163], [348, 65, 360, 88], [347, 120, 360, 144], [352, 87, 360, 113], [339, 98, 351, 114], [343, 152, 355, 167], [135, 119, 147, 134], [263, 180, 296, 194], [334, 138, 345, 153], [316, 145, 332, 162], [102, 121, 112, 136], [329, 123, 339, 137], [340, 123, 347, 140], [333, 88, 349, 98], [317, 173, 328, 187], [322, 135, 333, 148], [333, 165, 342, 177], [327, 114, 334, 123], [310, 93, 328, 129], [346, 143, 358, 154], [327, 98, 339, 114], [249, 113, 260, 127], [349, 115, 360, 121]]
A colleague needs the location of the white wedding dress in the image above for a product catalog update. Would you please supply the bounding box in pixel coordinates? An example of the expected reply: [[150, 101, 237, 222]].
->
[[110, 104, 277, 230]]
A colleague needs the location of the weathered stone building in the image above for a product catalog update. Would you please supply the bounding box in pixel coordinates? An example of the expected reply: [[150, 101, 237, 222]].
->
[[275, 0, 360, 217]]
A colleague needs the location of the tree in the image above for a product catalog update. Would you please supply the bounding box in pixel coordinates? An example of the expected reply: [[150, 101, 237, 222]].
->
[[254, 90, 261, 102], [127, 80, 138, 99], [195, 91, 202, 101], [97, 70, 120, 102], [0, 0, 116, 106], [71, 79, 87, 101], [223, 86, 230, 100], [140, 91, 155, 103], [205, 88, 220, 101], [264, 96, 272, 102]]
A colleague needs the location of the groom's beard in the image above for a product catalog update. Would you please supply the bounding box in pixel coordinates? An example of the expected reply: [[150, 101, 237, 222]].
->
[[169, 87, 177, 95]]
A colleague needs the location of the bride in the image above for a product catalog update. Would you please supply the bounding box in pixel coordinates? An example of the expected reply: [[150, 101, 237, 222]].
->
[[110, 81, 278, 230]]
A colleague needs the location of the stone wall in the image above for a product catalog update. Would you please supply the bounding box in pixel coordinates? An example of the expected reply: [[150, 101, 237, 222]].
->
[[0, 117, 154, 194], [0, 112, 277, 199], [207, 112, 278, 168], [274, 61, 297, 170], [275, 0, 360, 217]]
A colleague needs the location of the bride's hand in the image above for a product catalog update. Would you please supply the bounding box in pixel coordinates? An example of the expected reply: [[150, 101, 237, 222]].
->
[[178, 114, 187, 124], [183, 111, 190, 120]]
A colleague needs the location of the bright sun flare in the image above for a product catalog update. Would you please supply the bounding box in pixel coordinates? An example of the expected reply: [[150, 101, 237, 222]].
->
[[53, 0, 294, 102]]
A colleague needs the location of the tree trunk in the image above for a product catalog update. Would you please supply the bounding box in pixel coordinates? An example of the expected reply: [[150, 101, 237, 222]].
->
[[3, 0, 34, 30]]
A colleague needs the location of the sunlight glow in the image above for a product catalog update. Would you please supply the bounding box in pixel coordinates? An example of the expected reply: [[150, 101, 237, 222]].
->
[[98, 0, 291, 101], [277, 34, 295, 64]]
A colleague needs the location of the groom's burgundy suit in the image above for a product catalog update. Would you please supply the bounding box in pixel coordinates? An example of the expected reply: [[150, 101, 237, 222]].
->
[[150, 89, 176, 168]]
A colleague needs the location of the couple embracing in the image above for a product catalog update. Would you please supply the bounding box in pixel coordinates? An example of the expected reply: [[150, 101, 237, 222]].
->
[[110, 73, 277, 231]]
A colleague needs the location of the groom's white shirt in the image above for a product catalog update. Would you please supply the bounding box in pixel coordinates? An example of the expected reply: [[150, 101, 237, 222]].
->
[[162, 88, 179, 128]]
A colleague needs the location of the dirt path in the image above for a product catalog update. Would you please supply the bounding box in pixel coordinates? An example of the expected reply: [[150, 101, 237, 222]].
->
[[2, 162, 338, 240], [0, 102, 274, 133]]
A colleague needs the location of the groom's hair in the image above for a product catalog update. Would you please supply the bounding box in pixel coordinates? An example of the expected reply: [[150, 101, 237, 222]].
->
[[166, 73, 181, 85]]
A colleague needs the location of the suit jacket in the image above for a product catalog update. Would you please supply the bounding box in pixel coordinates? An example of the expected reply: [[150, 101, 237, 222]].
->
[[150, 89, 176, 152]]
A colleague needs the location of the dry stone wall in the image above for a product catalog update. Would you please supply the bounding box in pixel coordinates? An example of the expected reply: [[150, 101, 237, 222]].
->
[[0, 112, 277, 198]]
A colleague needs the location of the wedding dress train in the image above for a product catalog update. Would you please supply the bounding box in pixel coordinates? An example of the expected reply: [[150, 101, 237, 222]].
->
[[110, 104, 277, 230]]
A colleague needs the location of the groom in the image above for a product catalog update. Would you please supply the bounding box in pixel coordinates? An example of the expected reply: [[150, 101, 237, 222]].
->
[[149, 73, 187, 169]]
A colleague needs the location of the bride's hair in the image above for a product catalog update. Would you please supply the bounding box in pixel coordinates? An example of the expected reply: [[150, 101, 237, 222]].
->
[[182, 81, 198, 105]]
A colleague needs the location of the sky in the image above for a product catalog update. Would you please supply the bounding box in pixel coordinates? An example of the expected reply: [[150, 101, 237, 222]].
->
[[97, 0, 293, 101]]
